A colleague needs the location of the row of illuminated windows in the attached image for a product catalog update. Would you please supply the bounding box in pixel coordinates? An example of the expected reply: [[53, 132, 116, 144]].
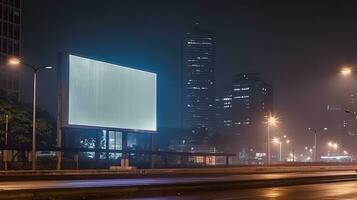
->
[[0, 4, 20, 24], [188, 86, 209, 90], [234, 121, 251, 125], [187, 41, 212, 45], [234, 87, 250, 91], [0, 22, 20, 39], [234, 95, 250, 99]]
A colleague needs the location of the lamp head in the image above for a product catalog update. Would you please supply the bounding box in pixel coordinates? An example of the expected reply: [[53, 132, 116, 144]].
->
[[341, 67, 352, 75], [8, 57, 21, 65]]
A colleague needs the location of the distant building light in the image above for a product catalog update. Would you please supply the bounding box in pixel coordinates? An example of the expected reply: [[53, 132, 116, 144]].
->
[[234, 95, 250, 99]]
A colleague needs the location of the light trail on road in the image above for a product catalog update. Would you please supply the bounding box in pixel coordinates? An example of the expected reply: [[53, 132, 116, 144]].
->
[[0, 171, 355, 191], [121, 181, 357, 200]]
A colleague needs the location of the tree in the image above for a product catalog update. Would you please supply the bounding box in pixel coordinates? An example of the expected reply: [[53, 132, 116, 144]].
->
[[0, 95, 56, 148]]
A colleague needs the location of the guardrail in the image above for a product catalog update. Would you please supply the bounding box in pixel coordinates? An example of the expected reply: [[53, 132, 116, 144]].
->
[[0, 147, 236, 170]]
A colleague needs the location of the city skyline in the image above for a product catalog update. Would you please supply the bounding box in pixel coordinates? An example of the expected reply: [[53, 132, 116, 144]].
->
[[18, 0, 357, 153]]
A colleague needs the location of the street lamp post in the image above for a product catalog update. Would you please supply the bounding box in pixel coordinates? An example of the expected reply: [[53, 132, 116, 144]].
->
[[272, 138, 282, 162], [307, 127, 327, 162], [272, 136, 290, 162], [7, 58, 52, 170], [267, 115, 278, 165]]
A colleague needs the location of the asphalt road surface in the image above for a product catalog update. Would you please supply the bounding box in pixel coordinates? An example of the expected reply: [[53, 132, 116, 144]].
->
[[0, 171, 355, 190], [121, 181, 357, 200]]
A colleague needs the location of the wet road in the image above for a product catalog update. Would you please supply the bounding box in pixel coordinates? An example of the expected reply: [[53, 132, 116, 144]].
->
[[122, 181, 357, 200], [0, 171, 355, 190]]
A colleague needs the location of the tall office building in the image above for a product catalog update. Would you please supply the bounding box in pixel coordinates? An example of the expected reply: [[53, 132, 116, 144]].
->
[[217, 73, 273, 154], [216, 86, 233, 128], [231, 73, 273, 131], [0, 0, 21, 99], [182, 25, 215, 134]]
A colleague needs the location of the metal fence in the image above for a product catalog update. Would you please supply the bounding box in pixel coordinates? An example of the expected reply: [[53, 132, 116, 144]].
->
[[0, 147, 236, 170]]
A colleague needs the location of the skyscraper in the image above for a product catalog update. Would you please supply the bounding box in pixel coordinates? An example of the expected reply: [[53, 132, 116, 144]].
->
[[0, 0, 21, 99], [217, 73, 273, 155], [216, 86, 233, 128], [182, 25, 215, 135], [231, 73, 273, 132]]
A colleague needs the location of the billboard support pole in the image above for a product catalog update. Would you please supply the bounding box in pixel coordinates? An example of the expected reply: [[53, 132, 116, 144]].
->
[[56, 53, 63, 170], [105, 130, 109, 165], [121, 132, 128, 167], [150, 134, 155, 168]]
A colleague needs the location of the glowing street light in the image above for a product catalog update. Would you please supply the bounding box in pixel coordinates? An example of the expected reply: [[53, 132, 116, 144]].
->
[[8, 57, 21, 65], [327, 141, 339, 150], [268, 116, 278, 125], [7, 57, 53, 170], [341, 67, 353, 76], [272, 137, 280, 143]]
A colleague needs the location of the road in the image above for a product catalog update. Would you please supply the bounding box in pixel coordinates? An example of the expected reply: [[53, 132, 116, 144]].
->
[[121, 181, 357, 200], [0, 171, 355, 190], [0, 171, 356, 199]]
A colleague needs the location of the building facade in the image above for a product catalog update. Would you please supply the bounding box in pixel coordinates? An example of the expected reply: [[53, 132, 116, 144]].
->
[[231, 73, 273, 134], [217, 73, 273, 157], [0, 0, 21, 99], [182, 25, 216, 136]]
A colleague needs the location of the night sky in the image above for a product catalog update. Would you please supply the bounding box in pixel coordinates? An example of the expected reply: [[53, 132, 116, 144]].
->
[[21, 0, 357, 149]]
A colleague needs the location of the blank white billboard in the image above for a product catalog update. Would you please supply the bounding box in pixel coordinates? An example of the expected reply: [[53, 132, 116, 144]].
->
[[67, 54, 156, 132]]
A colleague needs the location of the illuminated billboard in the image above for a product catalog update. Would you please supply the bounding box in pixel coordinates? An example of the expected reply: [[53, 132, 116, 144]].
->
[[62, 54, 157, 132]]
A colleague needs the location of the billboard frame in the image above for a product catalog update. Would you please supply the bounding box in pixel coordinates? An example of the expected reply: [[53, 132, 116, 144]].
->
[[59, 52, 157, 134]]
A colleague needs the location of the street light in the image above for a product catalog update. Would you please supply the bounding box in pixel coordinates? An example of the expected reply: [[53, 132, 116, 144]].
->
[[7, 57, 53, 170], [327, 141, 339, 150], [272, 137, 282, 162], [266, 115, 278, 165], [307, 127, 327, 162], [341, 67, 353, 76], [343, 150, 348, 155]]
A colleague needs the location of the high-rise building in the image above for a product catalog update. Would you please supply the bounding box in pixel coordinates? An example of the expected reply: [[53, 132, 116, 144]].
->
[[216, 86, 233, 128], [344, 93, 357, 137], [0, 0, 21, 99], [217, 73, 273, 154], [231, 73, 273, 132], [182, 25, 215, 134]]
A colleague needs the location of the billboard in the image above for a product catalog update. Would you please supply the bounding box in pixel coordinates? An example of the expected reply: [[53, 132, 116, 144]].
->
[[62, 54, 157, 132]]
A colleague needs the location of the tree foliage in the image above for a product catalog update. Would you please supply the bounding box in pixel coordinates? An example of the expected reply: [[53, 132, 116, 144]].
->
[[0, 96, 56, 148]]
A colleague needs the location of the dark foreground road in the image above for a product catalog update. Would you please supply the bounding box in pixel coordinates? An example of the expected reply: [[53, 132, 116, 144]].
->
[[0, 171, 356, 199], [121, 181, 357, 200], [0, 171, 354, 190]]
